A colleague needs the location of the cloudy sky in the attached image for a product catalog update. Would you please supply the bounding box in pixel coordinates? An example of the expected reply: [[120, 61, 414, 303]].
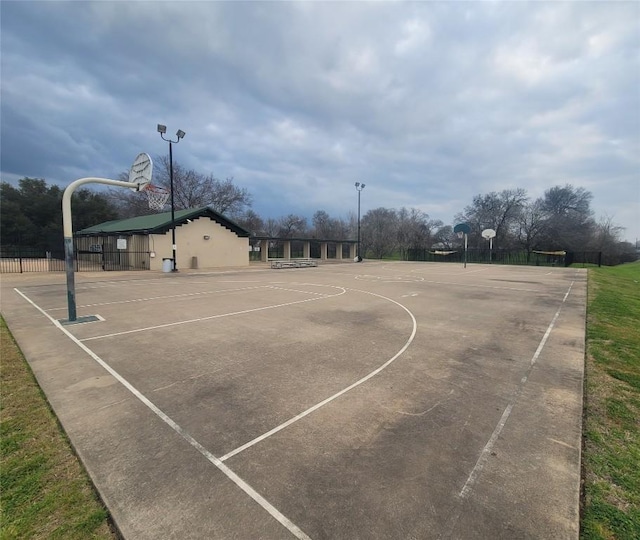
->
[[1, 1, 639, 241]]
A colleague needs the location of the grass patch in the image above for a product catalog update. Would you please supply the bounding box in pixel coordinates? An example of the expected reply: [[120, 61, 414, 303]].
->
[[570, 263, 602, 268], [581, 261, 640, 539], [0, 317, 118, 539]]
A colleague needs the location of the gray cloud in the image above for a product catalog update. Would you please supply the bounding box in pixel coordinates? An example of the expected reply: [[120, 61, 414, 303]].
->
[[1, 1, 638, 241]]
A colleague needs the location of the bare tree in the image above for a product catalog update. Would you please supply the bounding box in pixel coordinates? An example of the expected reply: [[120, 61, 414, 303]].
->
[[153, 156, 252, 217], [361, 207, 398, 259], [277, 214, 308, 238], [517, 199, 547, 260], [396, 207, 435, 259], [334, 217, 352, 240], [108, 156, 252, 218], [312, 210, 332, 238], [235, 209, 264, 236], [587, 216, 635, 263], [541, 184, 592, 216], [591, 215, 624, 252], [345, 210, 358, 240], [263, 218, 280, 237], [538, 184, 595, 250], [456, 188, 528, 249], [432, 224, 455, 249], [311, 210, 349, 239]]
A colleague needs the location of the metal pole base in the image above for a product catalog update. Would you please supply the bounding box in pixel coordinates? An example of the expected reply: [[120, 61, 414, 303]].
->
[[59, 314, 101, 326]]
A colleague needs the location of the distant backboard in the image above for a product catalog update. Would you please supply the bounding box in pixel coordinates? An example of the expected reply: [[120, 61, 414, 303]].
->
[[454, 223, 471, 235], [482, 228, 496, 239]]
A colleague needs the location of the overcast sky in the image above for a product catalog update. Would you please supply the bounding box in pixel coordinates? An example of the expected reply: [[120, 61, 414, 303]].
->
[[1, 1, 639, 241]]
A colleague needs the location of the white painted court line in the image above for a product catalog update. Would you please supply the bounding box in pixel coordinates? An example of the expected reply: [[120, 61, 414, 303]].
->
[[408, 266, 491, 276], [69, 276, 268, 291], [458, 280, 575, 499], [13, 287, 311, 540], [46, 285, 271, 312], [75, 279, 196, 290], [422, 279, 548, 294], [267, 285, 333, 297], [355, 274, 425, 283], [219, 287, 417, 462], [423, 278, 559, 294], [220, 280, 265, 283], [356, 274, 545, 294], [80, 287, 347, 342]]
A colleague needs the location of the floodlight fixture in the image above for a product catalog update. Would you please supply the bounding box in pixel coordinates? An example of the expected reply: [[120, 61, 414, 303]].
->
[[157, 124, 186, 271]]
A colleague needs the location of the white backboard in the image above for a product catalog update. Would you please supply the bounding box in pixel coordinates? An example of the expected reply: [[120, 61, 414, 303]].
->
[[128, 153, 153, 191]]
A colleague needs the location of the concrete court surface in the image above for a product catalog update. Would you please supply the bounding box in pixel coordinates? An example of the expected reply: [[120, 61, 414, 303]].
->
[[1, 261, 587, 539]]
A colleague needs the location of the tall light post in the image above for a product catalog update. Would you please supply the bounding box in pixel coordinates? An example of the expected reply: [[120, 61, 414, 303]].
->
[[355, 182, 365, 262], [157, 124, 186, 271]]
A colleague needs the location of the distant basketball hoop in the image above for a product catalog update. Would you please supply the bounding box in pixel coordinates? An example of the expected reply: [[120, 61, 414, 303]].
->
[[482, 228, 496, 263], [453, 223, 471, 268]]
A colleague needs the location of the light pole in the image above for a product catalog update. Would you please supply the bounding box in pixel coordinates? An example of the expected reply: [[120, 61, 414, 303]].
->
[[157, 124, 185, 271], [355, 182, 365, 262]]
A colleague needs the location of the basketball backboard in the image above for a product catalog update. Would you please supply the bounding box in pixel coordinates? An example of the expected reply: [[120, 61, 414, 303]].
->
[[454, 223, 471, 235], [128, 153, 153, 191]]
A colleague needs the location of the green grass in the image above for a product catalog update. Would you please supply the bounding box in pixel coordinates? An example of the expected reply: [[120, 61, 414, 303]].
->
[[581, 261, 640, 540], [0, 317, 117, 540], [571, 262, 602, 268]]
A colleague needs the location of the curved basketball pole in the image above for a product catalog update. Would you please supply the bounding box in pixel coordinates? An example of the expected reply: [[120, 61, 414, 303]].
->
[[62, 177, 146, 323]]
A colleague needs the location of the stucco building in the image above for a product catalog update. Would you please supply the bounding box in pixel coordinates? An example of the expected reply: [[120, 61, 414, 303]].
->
[[76, 207, 250, 271]]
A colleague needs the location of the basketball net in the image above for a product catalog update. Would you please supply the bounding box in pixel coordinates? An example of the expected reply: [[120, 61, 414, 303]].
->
[[143, 184, 170, 211]]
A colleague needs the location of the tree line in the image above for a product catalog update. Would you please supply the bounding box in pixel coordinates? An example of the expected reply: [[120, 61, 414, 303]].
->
[[1, 178, 117, 251], [358, 186, 634, 262], [1, 157, 635, 263]]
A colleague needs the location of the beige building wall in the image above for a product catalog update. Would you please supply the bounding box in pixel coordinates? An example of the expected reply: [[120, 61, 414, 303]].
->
[[149, 217, 248, 270]]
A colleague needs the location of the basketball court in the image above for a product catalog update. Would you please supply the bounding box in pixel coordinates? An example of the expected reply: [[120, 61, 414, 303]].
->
[[1, 261, 586, 539]]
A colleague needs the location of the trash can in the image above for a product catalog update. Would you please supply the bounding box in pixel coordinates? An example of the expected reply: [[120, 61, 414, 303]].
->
[[162, 258, 173, 273]]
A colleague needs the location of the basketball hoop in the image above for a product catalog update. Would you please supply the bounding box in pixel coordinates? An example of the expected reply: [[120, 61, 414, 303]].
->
[[453, 222, 471, 268], [143, 184, 170, 211]]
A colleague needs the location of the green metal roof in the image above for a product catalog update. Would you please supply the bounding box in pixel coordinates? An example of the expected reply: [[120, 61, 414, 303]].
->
[[76, 207, 250, 237]]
